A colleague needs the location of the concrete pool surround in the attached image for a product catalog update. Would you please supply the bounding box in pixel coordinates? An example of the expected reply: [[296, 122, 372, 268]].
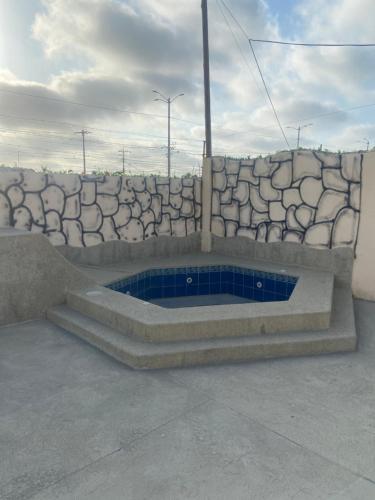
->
[[63, 256, 331, 344], [1, 222, 355, 369]]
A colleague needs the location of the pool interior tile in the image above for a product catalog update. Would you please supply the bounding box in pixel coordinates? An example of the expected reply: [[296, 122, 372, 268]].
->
[[106, 265, 298, 307]]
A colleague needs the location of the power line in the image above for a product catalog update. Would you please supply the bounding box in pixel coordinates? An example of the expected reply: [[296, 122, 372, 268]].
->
[[249, 38, 375, 47], [0, 126, 197, 152], [0, 135, 205, 158], [288, 102, 375, 126], [0, 142, 264, 160], [248, 40, 290, 149], [217, 0, 375, 145], [0, 118, 283, 145], [0, 143, 178, 168], [219, 0, 248, 39], [215, 0, 268, 108], [0, 127, 172, 151], [219, 100, 375, 139], [0, 141, 168, 161], [0, 128, 209, 158], [0, 111, 205, 142], [219, 0, 290, 149], [0, 88, 202, 126], [0, 107, 287, 144]]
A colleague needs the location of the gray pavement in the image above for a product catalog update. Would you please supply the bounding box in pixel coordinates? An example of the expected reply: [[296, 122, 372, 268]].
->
[[0, 300, 375, 500]]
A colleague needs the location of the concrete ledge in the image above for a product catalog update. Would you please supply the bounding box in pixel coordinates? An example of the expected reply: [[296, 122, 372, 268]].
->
[[0, 229, 93, 326], [64, 255, 333, 342], [47, 286, 356, 370], [212, 235, 354, 287], [56, 232, 201, 266]]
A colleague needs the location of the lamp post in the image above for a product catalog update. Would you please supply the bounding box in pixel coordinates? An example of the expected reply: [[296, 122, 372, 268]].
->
[[286, 123, 313, 149], [360, 138, 370, 151], [152, 90, 184, 177]]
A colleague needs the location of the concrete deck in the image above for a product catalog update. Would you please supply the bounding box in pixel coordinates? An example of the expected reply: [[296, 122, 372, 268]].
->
[[0, 300, 374, 499]]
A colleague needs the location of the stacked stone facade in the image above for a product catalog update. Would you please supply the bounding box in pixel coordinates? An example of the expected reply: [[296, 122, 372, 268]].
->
[[0, 170, 201, 246], [211, 150, 361, 248]]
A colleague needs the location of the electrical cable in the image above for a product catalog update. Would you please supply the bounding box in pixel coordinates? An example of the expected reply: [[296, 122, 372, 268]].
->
[[248, 40, 290, 148], [215, 0, 268, 108], [0, 88, 202, 126], [219, 0, 290, 148], [249, 39, 375, 47]]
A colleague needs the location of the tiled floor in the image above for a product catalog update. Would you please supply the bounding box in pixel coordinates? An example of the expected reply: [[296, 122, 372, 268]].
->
[[0, 299, 374, 499]]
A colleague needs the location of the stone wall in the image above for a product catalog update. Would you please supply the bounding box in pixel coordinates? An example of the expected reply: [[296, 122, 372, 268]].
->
[[211, 151, 361, 249], [0, 169, 201, 247]]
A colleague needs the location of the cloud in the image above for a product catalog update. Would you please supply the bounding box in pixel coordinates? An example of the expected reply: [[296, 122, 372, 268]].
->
[[1, 0, 375, 174], [32, 0, 201, 76]]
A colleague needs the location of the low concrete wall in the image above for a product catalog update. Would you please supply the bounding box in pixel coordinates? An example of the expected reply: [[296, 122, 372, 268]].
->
[[352, 153, 375, 300], [57, 232, 201, 266], [0, 228, 93, 326], [212, 235, 353, 288]]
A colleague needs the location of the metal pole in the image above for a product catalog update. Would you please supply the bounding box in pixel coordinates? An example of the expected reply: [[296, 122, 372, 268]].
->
[[201, 0, 212, 157], [118, 147, 129, 174], [75, 129, 90, 174], [167, 98, 171, 177], [153, 90, 183, 177], [82, 131, 86, 174], [287, 123, 312, 149], [119, 147, 125, 174]]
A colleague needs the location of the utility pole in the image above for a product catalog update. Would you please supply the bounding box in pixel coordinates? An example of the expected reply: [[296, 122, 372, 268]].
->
[[167, 98, 170, 177], [201, 140, 206, 177], [153, 90, 184, 177], [118, 146, 128, 174], [287, 123, 313, 149], [201, 0, 212, 157], [17, 151, 20, 169], [75, 129, 91, 174]]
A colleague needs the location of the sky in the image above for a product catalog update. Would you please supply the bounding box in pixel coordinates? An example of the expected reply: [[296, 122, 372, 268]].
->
[[1, 0, 375, 175]]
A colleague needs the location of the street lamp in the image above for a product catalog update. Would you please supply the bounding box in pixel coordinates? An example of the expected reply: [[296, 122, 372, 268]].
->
[[286, 123, 313, 149], [152, 89, 184, 177], [358, 138, 370, 151]]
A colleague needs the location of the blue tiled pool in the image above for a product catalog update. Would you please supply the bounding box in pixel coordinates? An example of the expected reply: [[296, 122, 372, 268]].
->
[[106, 266, 298, 307]]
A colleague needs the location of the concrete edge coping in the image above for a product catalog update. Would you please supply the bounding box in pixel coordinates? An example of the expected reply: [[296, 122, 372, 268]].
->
[[67, 254, 334, 327]]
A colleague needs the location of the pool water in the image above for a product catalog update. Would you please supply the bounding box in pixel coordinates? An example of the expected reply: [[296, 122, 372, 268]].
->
[[106, 266, 298, 308]]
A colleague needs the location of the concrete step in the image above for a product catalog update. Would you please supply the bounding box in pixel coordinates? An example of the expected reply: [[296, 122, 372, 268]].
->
[[65, 270, 333, 343], [47, 287, 356, 369]]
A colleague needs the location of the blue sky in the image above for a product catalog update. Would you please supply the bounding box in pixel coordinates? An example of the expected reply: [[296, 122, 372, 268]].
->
[[1, 0, 375, 174], [265, 0, 300, 35]]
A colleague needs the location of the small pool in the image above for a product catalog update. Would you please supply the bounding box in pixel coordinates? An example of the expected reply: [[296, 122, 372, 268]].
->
[[106, 265, 298, 308]]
